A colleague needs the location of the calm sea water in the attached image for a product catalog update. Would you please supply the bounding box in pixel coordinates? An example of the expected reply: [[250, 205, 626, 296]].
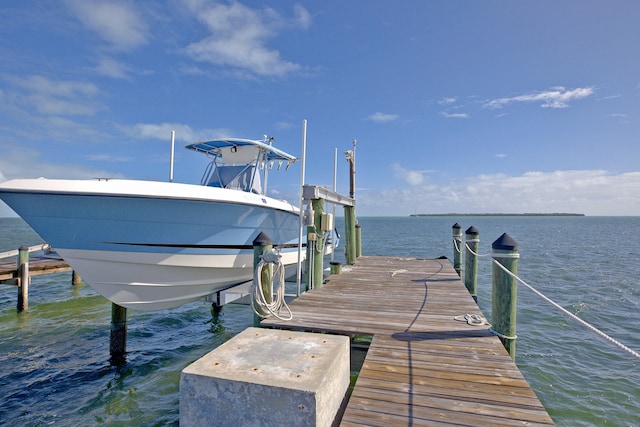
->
[[1, 216, 639, 426]]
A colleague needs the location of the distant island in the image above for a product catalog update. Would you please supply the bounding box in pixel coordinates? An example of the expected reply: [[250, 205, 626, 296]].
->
[[410, 213, 585, 217]]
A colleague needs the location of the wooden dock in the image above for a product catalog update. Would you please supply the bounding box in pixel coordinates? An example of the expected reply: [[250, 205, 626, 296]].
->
[[262, 256, 554, 426], [0, 254, 71, 284]]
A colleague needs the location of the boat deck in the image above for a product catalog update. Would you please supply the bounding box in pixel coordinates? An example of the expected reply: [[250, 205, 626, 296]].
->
[[262, 256, 554, 426]]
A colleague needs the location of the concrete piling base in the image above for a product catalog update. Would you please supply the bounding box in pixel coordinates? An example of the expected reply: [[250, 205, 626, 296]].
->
[[180, 327, 350, 427]]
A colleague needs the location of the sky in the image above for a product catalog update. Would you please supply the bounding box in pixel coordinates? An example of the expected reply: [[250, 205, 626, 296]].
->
[[1, 0, 640, 217]]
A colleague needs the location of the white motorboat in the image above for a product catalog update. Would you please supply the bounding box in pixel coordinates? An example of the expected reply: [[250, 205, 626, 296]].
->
[[0, 137, 303, 310]]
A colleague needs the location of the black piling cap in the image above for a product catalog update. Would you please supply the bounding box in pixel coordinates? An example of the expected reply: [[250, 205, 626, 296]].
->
[[492, 233, 518, 251], [465, 226, 479, 235], [253, 231, 273, 247], [452, 223, 461, 230]]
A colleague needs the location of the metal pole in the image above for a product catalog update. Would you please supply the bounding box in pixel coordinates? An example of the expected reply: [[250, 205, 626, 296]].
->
[[169, 130, 175, 182], [331, 148, 337, 262], [296, 119, 307, 296]]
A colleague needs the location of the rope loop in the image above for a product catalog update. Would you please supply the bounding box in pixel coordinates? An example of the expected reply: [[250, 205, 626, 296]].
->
[[453, 237, 462, 254], [251, 249, 293, 321], [491, 252, 520, 259], [491, 328, 517, 340], [261, 249, 282, 264]]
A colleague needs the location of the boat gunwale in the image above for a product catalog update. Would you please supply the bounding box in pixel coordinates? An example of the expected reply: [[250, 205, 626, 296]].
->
[[0, 178, 300, 214]]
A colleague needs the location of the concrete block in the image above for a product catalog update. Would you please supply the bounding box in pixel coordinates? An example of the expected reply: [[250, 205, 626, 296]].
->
[[180, 327, 350, 427]]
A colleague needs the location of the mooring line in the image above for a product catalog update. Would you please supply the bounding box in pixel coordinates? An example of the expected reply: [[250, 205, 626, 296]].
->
[[492, 259, 640, 361]]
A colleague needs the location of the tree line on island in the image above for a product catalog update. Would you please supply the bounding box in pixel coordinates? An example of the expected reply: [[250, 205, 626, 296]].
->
[[409, 213, 585, 217]]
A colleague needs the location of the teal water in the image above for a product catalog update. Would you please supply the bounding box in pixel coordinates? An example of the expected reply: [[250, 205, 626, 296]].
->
[[1, 216, 639, 425]]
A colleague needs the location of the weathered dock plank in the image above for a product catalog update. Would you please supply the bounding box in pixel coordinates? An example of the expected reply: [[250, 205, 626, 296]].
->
[[262, 256, 554, 426], [0, 256, 71, 283]]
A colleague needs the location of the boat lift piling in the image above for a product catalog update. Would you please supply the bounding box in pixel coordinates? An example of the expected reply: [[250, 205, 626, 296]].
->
[[302, 185, 355, 289], [252, 232, 273, 326], [305, 197, 326, 291], [17, 246, 29, 312], [110, 303, 127, 364]]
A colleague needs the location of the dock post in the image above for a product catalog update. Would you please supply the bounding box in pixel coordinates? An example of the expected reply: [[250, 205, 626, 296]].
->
[[464, 226, 479, 302], [330, 261, 342, 275], [253, 232, 273, 326], [355, 223, 362, 258], [491, 233, 519, 360], [72, 271, 82, 286], [17, 246, 29, 312], [344, 206, 357, 265], [311, 198, 325, 289], [452, 223, 462, 276], [110, 303, 127, 363]]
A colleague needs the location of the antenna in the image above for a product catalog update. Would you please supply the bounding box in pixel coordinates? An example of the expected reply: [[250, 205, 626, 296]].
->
[[169, 130, 175, 182]]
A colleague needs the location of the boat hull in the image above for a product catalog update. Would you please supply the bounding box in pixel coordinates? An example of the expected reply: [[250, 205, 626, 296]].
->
[[0, 179, 303, 310]]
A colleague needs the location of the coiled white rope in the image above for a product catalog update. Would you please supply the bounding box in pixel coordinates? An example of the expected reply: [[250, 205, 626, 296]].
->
[[492, 259, 640, 361], [453, 313, 517, 339], [250, 249, 293, 321]]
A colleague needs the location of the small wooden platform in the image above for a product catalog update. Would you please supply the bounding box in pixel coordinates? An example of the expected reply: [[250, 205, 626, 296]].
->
[[262, 256, 554, 426], [0, 256, 71, 284]]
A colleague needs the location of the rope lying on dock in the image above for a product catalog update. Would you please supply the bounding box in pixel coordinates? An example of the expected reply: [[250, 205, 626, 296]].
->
[[250, 250, 292, 321]]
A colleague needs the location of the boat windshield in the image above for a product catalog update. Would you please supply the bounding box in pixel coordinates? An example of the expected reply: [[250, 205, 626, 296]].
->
[[205, 164, 262, 194], [185, 137, 297, 196]]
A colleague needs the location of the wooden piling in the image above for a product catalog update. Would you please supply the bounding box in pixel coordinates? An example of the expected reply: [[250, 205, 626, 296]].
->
[[253, 232, 273, 325], [17, 246, 29, 312], [452, 223, 462, 276], [464, 226, 479, 302], [110, 303, 127, 362], [72, 271, 82, 286], [491, 233, 519, 360], [310, 198, 325, 289], [355, 223, 362, 258], [344, 206, 357, 265], [330, 261, 342, 275]]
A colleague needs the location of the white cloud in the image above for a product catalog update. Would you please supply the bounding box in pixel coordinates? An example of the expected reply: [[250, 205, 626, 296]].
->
[[368, 112, 399, 122], [392, 163, 429, 186], [438, 97, 457, 105], [66, 0, 148, 51], [121, 122, 232, 143], [293, 4, 312, 29], [85, 154, 133, 162], [441, 112, 470, 119], [184, 1, 308, 78], [357, 169, 640, 216], [484, 86, 594, 109], [93, 56, 132, 79], [0, 145, 124, 181], [8, 75, 101, 116], [495, 153, 507, 158]]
